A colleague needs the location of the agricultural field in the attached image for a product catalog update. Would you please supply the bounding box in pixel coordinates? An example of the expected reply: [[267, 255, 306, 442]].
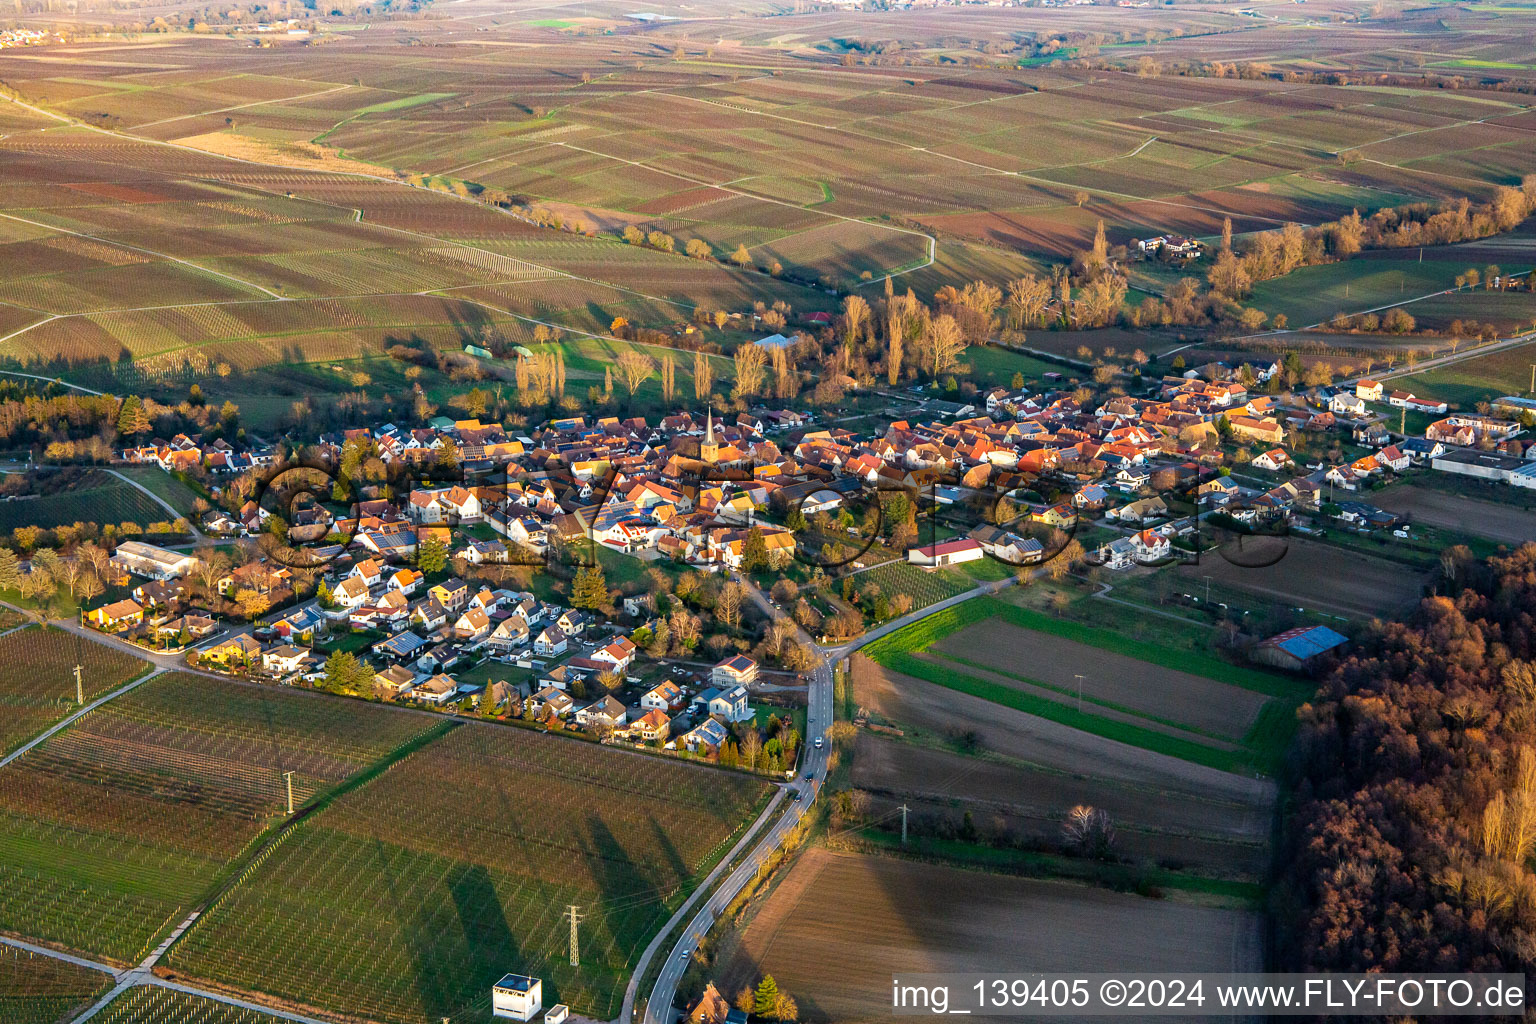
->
[[720, 849, 1263, 1024], [863, 596, 1308, 774], [1169, 537, 1429, 620], [0, 946, 111, 1024], [0, 672, 433, 963], [0, 471, 169, 533], [1373, 483, 1536, 547], [1393, 337, 1536, 409], [112, 466, 207, 518], [850, 561, 976, 614], [165, 723, 771, 1022], [91, 987, 287, 1024], [0, 624, 149, 756]]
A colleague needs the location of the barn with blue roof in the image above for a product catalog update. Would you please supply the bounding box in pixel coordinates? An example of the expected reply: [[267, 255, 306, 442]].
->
[[1253, 625, 1349, 671]]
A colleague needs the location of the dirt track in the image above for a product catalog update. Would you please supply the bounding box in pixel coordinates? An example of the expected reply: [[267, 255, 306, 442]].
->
[[722, 849, 1264, 1023]]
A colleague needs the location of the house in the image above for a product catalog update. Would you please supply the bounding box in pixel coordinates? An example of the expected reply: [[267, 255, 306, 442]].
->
[[332, 575, 370, 609], [627, 708, 670, 743], [589, 636, 638, 673], [1129, 529, 1171, 562], [389, 568, 424, 595], [110, 541, 199, 580], [527, 685, 574, 719], [374, 630, 429, 663], [200, 632, 263, 669], [87, 598, 144, 632], [155, 614, 217, 643], [453, 607, 491, 641], [683, 716, 730, 756], [374, 663, 419, 697], [1376, 444, 1410, 472], [1251, 449, 1291, 472], [712, 654, 759, 689], [642, 680, 683, 712], [1252, 625, 1348, 671], [487, 615, 530, 652], [1356, 380, 1383, 402], [688, 982, 732, 1024], [411, 674, 461, 705], [1096, 537, 1137, 570], [575, 695, 627, 730], [709, 684, 753, 723], [533, 626, 567, 657], [1329, 393, 1367, 417], [1227, 416, 1285, 444], [907, 538, 984, 568], [971, 524, 1044, 565], [261, 645, 309, 676]]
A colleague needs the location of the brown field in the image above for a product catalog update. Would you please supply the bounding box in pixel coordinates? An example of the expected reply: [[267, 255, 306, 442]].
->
[[1172, 537, 1428, 619], [852, 734, 1270, 877], [850, 654, 1273, 806], [1372, 484, 1536, 547], [929, 620, 1269, 741], [721, 849, 1263, 1023]]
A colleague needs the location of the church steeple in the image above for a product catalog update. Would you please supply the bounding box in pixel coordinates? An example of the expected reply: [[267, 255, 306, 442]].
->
[[701, 405, 720, 465]]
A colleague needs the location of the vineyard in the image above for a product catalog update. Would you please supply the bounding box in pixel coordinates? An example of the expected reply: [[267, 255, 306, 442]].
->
[[92, 987, 284, 1024], [0, 624, 148, 755], [0, 945, 111, 1024], [0, 673, 433, 963], [166, 724, 770, 1022], [0, 477, 168, 534], [852, 560, 977, 614]]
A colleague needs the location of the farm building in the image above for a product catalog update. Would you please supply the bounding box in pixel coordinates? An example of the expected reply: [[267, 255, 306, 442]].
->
[[493, 974, 542, 1021], [907, 538, 984, 567], [1252, 625, 1349, 671], [110, 541, 199, 580]]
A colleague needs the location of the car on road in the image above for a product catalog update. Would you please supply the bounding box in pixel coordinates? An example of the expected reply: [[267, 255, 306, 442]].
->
[[814, 736, 824, 749]]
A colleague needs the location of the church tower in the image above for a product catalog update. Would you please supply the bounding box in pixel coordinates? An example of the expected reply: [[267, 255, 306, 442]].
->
[[700, 406, 720, 465]]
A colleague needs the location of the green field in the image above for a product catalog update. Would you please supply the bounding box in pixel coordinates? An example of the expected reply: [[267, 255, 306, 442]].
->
[[112, 467, 206, 518], [0, 673, 433, 963], [166, 724, 771, 1022], [1394, 337, 1536, 408], [1246, 260, 1473, 328], [863, 596, 1309, 774]]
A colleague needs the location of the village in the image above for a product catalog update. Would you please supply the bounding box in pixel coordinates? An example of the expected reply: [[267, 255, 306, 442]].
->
[[49, 352, 1524, 765]]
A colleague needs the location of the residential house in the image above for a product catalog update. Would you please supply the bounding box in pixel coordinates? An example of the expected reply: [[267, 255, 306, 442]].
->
[[527, 685, 574, 719], [261, 645, 310, 677], [626, 708, 670, 744], [200, 632, 262, 669], [1251, 449, 1291, 472], [533, 626, 568, 657], [454, 607, 491, 641], [642, 680, 684, 712], [709, 684, 753, 723], [87, 599, 144, 632], [711, 654, 759, 689], [683, 717, 729, 756], [575, 695, 627, 731]]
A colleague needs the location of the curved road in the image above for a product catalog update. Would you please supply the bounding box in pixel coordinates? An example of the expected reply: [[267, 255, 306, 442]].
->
[[636, 575, 1016, 1024]]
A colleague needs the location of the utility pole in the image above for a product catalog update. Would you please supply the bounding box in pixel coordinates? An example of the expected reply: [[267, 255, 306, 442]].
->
[[900, 803, 909, 845], [1203, 574, 1212, 606], [566, 905, 583, 967], [1400, 406, 1406, 436], [1074, 673, 1084, 714], [73, 664, 83, 707], [1529, 363, 1535, 395], [283, 771, 295, 816]]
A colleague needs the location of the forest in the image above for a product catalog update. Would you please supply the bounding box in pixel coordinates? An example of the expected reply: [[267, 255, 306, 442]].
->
[[1280, 544, 1536, 975]]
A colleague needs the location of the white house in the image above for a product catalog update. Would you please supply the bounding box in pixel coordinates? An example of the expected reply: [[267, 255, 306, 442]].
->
[[1251, 449, 1290, 472], [110, 541, 199, 581], [1356, 379, 1383, 402], [533, 626, 567, 657], [1129, 529, 1171, 562], [708, 684, 752, 723]]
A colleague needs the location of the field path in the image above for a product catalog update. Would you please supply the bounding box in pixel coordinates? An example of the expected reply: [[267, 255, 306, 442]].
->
[[104, 469, 207, 542], [0, 211, 283, 301], [0, 665, 163, 770]]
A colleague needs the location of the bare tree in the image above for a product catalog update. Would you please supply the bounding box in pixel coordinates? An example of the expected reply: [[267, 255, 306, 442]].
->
[[615, 350, 654, 396], [660, 355, 676, 404], [1062, 805, 1115, 859], [733, 343, 768, 399], [693, 349, 714, 400]]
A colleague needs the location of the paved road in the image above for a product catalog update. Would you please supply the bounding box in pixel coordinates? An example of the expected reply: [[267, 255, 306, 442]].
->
[[636, 574, 1015, 1024], [104, 469, 207, 543]]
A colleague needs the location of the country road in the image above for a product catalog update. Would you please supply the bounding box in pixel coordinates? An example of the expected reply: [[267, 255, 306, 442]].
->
[[635, 574, 1017, 1024]]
